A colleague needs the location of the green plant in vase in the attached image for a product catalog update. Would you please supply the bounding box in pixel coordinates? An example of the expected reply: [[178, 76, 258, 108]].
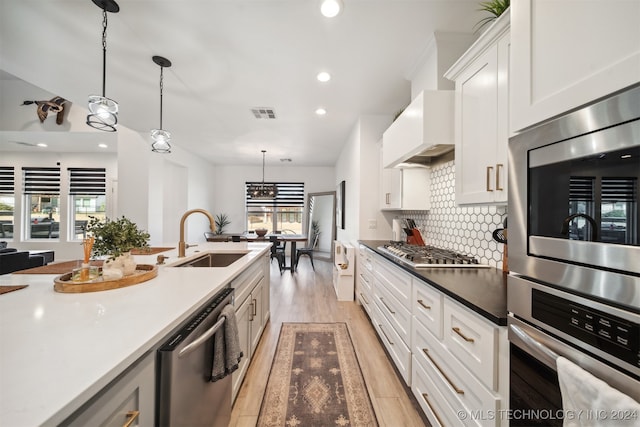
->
[[474, 0, 509, 33], [87, 216, 150, 260], [214, 213, 231, 235]]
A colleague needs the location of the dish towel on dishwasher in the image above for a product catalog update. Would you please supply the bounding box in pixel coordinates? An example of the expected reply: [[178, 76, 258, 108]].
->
[[211, 304, 243, 382], [557, 356, 640, 426]]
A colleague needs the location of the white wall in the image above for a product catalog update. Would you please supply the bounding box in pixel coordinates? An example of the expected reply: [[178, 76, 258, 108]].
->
[[334, 115, 393, 247], [409, 32, 476, 96]]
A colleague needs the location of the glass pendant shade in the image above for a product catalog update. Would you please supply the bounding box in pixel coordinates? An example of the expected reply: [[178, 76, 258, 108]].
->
[[87, 95, 118, 131], [151, 128, 171, 153]]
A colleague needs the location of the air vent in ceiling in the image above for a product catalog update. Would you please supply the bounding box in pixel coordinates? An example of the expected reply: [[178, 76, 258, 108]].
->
[[251, 107, 276, 119]]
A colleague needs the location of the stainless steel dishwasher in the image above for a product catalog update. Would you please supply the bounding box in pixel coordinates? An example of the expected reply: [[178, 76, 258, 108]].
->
[[157, 287, 234, 427]]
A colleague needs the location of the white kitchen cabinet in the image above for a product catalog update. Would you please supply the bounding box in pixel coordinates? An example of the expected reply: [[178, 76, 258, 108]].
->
[[231, 254, 269, 402], [382, 90, 454, 169], [357, 245, 375, 317], [61, 352, 155, 427], [380, 145, 432, 211], [510, 0, 640, 133], [445, 12, 510, 205], [410, 282, 507, 426], [372, 253, 414, 385]]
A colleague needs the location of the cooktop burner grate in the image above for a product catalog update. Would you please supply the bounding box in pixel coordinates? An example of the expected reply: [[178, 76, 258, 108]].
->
[[378, 243, 489, 268]]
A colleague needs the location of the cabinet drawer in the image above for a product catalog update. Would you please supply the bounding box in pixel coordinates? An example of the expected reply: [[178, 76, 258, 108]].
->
[[443, 298, 498, 390], [373, 301, 411, 385], [374, 277, 412, 346], [413, 282, 443, 339], [413, 321, 500, 427], [412, 356, 464, 427], [357, 277, 374, 317], [374, 255, 412, 310]]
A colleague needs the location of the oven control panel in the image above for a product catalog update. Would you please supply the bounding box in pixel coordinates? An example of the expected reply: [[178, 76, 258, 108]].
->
[[532, 289, 639, 369]]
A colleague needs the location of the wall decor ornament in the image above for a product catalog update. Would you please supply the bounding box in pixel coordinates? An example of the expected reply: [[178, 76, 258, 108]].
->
[[21, 96, 67, 124]]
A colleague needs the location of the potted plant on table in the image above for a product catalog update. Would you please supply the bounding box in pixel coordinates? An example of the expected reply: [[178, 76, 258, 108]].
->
[[214, 213, 231, 235], [86, 216, 150, 279]]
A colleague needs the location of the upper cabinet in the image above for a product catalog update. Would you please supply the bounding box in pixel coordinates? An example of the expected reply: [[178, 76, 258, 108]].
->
[[445, 11, 510, 205], [510, 0, 640, 132], [382, 90, 454, 169], [380, 145, 431, 211]]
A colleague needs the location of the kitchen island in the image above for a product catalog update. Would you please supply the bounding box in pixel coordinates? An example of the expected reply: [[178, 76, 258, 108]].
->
[[0, 242, 271, 427]]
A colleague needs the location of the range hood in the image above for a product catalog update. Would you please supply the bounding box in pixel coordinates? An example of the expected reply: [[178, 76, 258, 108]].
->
[[382, 90, 454, 168]]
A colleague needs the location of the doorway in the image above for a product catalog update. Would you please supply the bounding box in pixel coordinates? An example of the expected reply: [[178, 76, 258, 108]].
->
[[306, 191, 336, 261]]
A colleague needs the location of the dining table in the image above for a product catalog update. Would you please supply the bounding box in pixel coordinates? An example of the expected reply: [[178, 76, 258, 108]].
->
[[245, 233, 308, 272]]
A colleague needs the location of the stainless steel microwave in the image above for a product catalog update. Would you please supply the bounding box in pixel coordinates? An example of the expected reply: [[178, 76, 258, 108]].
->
[[509, 85, 640, 311]]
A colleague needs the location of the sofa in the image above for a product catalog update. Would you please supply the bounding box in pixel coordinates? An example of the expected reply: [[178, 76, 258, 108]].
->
[[0, 247, 46, 275]]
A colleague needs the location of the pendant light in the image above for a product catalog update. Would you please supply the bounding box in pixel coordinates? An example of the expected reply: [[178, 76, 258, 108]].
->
[[248, 150, 278, 199], [86, 0, 120, 132], [151, 55, 172, 153]]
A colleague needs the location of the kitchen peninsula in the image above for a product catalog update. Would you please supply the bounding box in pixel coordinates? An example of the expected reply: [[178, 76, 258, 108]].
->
[[0, 242, 271, 427]]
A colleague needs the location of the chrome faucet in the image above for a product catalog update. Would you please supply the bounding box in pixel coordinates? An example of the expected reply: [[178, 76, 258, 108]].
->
[[561, 213, 599, 242], [178, 209, 216, 257]]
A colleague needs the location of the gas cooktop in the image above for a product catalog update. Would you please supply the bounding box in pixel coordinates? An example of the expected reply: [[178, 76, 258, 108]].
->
[[377, 243, 489, 268]]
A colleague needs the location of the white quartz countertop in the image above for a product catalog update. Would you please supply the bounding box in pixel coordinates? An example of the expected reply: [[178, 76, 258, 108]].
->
[[0, 242, 270, 427]]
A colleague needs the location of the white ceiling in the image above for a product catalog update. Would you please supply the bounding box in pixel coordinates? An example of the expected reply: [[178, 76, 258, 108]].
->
[[0, 0, 483, 166]]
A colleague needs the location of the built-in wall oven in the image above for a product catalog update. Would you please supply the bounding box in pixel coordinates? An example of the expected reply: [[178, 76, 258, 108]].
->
[[507, 85, 640, 425]]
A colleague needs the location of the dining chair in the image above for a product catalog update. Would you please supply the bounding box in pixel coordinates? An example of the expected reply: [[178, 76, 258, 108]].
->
[[269, 235, 285, 273], [295, 233, 319, 271]]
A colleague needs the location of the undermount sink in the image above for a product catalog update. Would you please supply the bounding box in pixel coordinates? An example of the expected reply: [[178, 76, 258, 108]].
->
[[174, 252, 249, 268]]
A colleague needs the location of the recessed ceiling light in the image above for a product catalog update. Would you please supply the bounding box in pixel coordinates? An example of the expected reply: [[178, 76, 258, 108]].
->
[[317, 71, 331, 82], [98, 143, 108, 149], [36, 143, 47, 148], [320, 0, 342, 18], [315, 108, 327, 116]]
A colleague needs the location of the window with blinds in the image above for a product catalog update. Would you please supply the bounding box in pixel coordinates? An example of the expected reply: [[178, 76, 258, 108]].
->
[[246, 182, 305, 233], [22, 167, 61, 239], [569, 176, 594, 201], [68, 168, 107, 240], [602, 177, 637, 203]]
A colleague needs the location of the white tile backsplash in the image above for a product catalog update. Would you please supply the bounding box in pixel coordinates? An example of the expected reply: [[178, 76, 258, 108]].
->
[[401, 160, 507, 268]]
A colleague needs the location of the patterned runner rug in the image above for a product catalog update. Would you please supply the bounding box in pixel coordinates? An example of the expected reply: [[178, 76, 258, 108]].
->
[[257, 322, 378, 427]]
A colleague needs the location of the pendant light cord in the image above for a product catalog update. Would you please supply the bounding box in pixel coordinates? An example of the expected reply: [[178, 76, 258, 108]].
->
[[159, 66, 164, 129], [101, 9, 108, 97]]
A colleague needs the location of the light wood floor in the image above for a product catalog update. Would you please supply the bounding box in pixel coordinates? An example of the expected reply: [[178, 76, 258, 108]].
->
[[230, 257, 429, 427]]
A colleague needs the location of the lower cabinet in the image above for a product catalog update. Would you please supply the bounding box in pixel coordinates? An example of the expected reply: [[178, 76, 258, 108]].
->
[[232, 254, 270, 401], [365, 253, 508, 426], [60, 352, 155, 427], [356, 245, 375, 317]]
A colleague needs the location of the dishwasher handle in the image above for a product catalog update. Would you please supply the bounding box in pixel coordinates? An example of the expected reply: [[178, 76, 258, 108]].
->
[[178, 317, 225, 359]]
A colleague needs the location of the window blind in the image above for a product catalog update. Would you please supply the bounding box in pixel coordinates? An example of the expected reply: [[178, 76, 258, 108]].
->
[[602, 177, 636, 202], [68, 168, 106, 195], [246, 182, 304, 207], [22, 167, 60, 194], [0, 166, 14, 194], [569, 176, 594, 201]]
